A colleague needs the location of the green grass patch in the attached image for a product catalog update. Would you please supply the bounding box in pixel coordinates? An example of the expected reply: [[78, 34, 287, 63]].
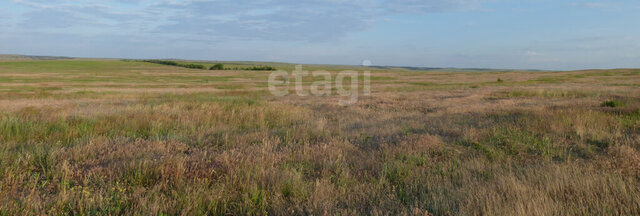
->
[[491, 89, 598, 99], [601, 100, 626, 108]]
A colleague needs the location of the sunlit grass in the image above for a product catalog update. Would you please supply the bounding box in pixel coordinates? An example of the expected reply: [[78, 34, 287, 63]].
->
[[1, 59, 640, 214]]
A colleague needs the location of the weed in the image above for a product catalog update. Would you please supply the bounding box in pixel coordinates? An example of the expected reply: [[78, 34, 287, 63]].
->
[[601, 100, 626, 107]]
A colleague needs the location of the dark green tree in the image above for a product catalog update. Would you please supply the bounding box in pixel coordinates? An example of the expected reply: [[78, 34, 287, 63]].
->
[[210, 63, 225, 70]]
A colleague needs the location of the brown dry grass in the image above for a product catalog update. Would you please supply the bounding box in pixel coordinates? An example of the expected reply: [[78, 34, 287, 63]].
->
[[0, 60, 639, 215]]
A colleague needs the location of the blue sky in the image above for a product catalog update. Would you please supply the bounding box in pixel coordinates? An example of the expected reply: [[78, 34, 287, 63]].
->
[[1, 0, 639, 70]]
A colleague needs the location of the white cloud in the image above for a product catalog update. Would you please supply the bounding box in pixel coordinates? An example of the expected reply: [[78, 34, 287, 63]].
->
[[569, 2, 616, 9], [383, 0, 482, 13], [12, 0, 488, 42], [566, 1, 638, 11], [152, 0, 379, 41], [525, 51, 539, 56]]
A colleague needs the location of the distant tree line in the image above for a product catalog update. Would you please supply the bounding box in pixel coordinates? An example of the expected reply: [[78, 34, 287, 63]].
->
[[245, 66, 276, 71], [213, 64, 276, 71], [181, 64, 207, 69], [142, 59, 179, 66], [210, 63, 224, 70], [140, 60, 276, 71], [210, 64, 276, 71], [141, 60, 206, 69]]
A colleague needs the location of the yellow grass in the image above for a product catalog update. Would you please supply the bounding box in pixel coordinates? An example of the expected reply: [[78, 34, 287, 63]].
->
[[0, 60, 639, 215]]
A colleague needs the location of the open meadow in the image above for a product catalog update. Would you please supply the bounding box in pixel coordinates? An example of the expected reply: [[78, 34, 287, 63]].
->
[[1, 58, 639, 215]]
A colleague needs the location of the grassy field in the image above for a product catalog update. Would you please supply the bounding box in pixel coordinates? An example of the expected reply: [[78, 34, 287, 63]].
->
[[1, 58, 639, 215]]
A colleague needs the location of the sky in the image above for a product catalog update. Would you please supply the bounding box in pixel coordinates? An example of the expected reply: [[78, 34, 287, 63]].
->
[[1, 0, 640, 70]]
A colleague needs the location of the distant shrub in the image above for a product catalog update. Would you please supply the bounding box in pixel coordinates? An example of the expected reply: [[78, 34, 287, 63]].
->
[[143, 60, 179, 66], [209, 64, 276, 71], [142, 60, 206, 70], [247, 66, 276, 71], [210, 63, 225, 70], [601, 100, 625, 107], [142, 60, 274, 71], [497, 78, 504, 83], [181, 64, 206, 69]]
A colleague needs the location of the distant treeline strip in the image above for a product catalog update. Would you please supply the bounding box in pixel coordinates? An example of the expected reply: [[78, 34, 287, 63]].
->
[[229, 65, 277, 71], [142, 60, 206, 69], [140, 60, 276, 71]]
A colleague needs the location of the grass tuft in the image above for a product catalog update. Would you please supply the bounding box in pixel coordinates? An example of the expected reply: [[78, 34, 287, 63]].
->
[[601, 100, 626, 107]]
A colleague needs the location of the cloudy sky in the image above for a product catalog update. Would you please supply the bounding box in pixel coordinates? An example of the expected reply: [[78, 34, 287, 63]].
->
[[1, 0, 639, 70]]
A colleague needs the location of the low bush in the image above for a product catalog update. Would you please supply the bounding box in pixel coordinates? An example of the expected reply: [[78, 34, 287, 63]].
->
[[210, 63, 225, 70], [181, 64, 206, 69], [143, 60, 179, 66], [246, 66, 276, 71], [601, 100, 625, 107], [210, 64, 276, 71], [142, 60, 206, 70]]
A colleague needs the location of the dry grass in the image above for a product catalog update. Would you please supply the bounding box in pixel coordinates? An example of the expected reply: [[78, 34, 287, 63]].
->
[[1, 60, 639, 215]]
